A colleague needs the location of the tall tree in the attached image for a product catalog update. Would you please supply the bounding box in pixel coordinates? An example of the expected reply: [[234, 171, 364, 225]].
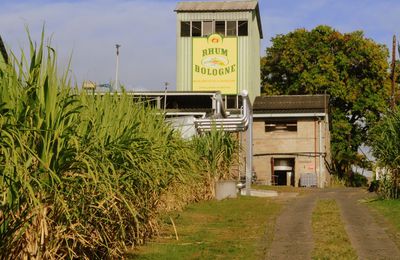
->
[[261, 25, 390, 180]]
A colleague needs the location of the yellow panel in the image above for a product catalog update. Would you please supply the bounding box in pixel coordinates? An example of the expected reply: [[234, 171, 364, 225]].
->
[[192, 34, 237, 94]]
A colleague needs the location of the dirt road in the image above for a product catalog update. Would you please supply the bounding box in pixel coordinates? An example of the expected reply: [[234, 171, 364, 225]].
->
[[266, 188, 400, 260]]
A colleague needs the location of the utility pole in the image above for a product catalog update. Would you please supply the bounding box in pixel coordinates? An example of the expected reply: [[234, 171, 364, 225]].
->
[[391, 35, 396, 110], [115, 44, 121, 92], [164, 82, 169, 112]]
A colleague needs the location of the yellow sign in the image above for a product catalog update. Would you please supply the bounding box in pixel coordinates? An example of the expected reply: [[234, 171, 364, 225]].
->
[[192, 34, 237, 94]]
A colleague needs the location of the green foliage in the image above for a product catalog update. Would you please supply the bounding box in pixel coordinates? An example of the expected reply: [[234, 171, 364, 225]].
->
[[261, 25, 390, 179], [0, 30, 237, 258], [192, 129, 239, 198], [369, 110, 400, 199], [192, 129, 238, 180]]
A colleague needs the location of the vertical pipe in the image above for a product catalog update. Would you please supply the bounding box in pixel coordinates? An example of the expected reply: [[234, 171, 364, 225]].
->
[[271, 157, 274, 185], [244, 91, 253, 195], [238, 132, 242, 181], [216, 95, 221, 115], [314, 119, 318, 187], [319, 118, 324, 188], [245, 105, 253, 195]]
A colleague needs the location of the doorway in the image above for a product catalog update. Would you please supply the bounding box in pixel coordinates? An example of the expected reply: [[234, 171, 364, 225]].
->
[[272, 158, 295, 186]]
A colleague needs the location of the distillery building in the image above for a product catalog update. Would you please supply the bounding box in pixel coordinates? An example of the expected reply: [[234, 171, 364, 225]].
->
[[174, 1, 263, 104]]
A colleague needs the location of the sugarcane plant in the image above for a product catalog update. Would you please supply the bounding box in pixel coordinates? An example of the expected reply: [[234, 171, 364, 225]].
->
[[0, 29, 226, 259], [369, 109, 400, 199]]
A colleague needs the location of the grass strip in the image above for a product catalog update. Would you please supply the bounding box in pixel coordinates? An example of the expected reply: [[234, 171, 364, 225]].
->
[[367, 199, 400, 248], [312, 199, 357, 260], [131, 196, 281, 260]]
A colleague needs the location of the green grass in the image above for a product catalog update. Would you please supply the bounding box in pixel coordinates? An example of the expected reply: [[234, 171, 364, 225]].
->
[[131, 196, 282, 259], [368, 199, 400, 247], [312, 199, 357, 260]]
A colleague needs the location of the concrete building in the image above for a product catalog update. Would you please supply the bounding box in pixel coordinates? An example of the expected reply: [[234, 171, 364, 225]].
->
[[174, 1, 263, 103], [252, 95, 331, 188]]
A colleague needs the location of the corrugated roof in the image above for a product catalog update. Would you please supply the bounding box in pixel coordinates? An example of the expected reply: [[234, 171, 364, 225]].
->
[[175, 1, 258, 12], [253, 95, 329, 114]]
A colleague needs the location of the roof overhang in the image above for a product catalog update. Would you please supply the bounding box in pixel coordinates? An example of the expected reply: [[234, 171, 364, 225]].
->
[[253, 113, 327, 118]]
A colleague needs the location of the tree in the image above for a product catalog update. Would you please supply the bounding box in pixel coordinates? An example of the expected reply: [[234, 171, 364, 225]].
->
[[261, 25, 390, 180]]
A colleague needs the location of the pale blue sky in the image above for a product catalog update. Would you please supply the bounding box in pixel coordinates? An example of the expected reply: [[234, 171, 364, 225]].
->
[[1, 0, 399, 90]]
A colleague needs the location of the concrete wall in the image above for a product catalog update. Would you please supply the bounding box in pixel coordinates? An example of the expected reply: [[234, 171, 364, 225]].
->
[[252, 117, 330, 187]]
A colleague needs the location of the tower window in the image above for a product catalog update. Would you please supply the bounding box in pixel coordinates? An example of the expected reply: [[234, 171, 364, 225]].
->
[[215, 21, 226, 35], [180, 20, 249, 37], [203, 21, 213, 36], [227, 21, 237, 36], [181, 21, 190, 37], [238, 21, 248, 36], [192, 21, 202, 37], [265, 120, 297, 132]]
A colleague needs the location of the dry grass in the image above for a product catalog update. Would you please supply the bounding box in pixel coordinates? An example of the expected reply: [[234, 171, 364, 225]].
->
[[312, 199, 357, 259]]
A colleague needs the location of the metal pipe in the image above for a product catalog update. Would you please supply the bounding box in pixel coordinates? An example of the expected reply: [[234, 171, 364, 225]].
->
[[166, 112, 206, 118], [194, 90, 253, 195], [314, 119, 318, 187], [245, 107, 253, 195], [319, 118, 324, 188]]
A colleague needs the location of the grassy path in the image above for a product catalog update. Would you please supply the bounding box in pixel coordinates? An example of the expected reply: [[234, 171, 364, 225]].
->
[[334, 189, 400, 259], [266, 194, 316, 259], [132, 188, 400, 259]]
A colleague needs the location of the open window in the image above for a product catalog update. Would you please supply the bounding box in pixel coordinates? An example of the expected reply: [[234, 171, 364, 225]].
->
[[180, 20, 249, 37], [191, 21, 202, 37], [238, 21, 248, 36], [215, 21, 225, 35], [180, 21, 191, 37], [265, 119, 297, 132]]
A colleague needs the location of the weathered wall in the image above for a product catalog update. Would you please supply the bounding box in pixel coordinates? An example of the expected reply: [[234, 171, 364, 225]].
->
[[252, 117, 330, 187]]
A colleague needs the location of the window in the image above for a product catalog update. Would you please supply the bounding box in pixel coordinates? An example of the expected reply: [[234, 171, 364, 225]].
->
[[265, 120, 297, 132], [192, 21, 202, 37], [215, 21, 225, 35], [180, 21, 190, 37], [179, 20, 249, 37], [238, 21, 248, 36], [203, 21, 213, 36], [227, 21, 237, 36]]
